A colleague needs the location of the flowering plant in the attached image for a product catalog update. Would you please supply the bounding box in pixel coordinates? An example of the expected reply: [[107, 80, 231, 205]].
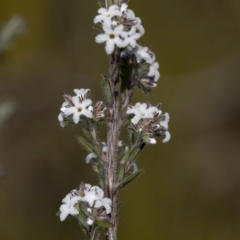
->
[[57, 1, 170, 239]]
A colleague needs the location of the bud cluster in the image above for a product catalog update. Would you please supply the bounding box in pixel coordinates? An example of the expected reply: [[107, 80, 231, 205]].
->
[[127, 103, 170, 144], [58, 88, 106, 127], [59, 183, 112, 228], [94, 3, 144, 54]]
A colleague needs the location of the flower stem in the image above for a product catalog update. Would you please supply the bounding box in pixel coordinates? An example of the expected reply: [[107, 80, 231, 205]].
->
[[105, 52, 121, 240]]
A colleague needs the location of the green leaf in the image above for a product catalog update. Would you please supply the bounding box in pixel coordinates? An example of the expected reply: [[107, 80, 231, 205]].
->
[[119, 147, 130, 165], [76, 214, 90, 238], [118, 166, 125, 182], [115, 169, 144, 191], [101, 76, 112, 103], [82, 128, 94, 142], [95, 216, 112, 228], [76, 136, 96, 154], [137, 81, 151, 95], [86, 119, 94, 131], [137, 61, 150, 77]]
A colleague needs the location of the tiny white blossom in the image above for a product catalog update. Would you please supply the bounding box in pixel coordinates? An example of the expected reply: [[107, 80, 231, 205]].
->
[[93, 187, 112, 214], [126, 102, 160, 124], [85, 153, 97, 164], [73, 88, 90, 97], [121, 44, 155, 64], [120, 27, 141, 48], [58, 112, 64, 127], [162, 131, 171, 143], [120, 3, 128, 13], [87, 208, 92, 214], [134, 17, 145, 36], [59, 194, 81, 221], [61, 96, 93, 123], [148, 137, 157, 144], [94, 5, 121, 27], [160, 112, 170, 129], [95, 25, 124, 54], [148, 62, 160, 82], [133, 163, 138, 173], [82, 185, 112, 214], [87, 218, 94, 225], [82, 186, 102, 207], [121, 4, 135, 19]]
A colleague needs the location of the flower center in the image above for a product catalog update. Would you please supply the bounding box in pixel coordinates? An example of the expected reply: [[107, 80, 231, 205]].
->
[[141, 113, 145, 116], [106, 14, 111, 17], [109, 34, 115, 39], [77, 107, 82, 112]]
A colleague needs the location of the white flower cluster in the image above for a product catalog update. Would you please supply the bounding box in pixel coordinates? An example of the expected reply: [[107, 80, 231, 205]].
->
[[94, 4, 144, 54], [122, 44, 160, 82], [59, 183, 112, 223], [58, 89, 93, 127], [126, 102, 160, 125], [127, 102, 170, 144]]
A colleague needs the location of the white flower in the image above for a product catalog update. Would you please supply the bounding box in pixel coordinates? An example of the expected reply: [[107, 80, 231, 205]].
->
[[134, 17, 145, 36], [73, 88, 90, 97], [162, 131, 171, 143], [148, 62, 160, 82], [133, 163, 138, 173], [121, 44, 155, 64], [96, 25, 124, 54], [87, 218, 94, 225], [160, 112, 169, 129], [82, 185, 112, 214], [85, 153, 97, 164], [120, 3, 128, 13], [59, 194, 81, 221], [120, 27, 141, 48], [94, 5, 121, 27], [58, 102, 69, 127], [82, 186, 102, 207], [61, 96, 93, 123], [126, 103, 160, 124], [58, 112, 64, 127], [147, 137, 157, 144], [93, 187, 112, 214], [120, 4, 135, 19]]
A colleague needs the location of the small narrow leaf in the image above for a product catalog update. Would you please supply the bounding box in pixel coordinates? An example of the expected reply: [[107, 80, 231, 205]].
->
[[137, 61, 150, 77], [101, 76, 112, 103], [76, 136, 96, 154], [118, 166, 125, 182], [76, 214, 90, 238], [82, 128, 94, 142], [115, 169, 144, 191], [95, 219, 112, 228]]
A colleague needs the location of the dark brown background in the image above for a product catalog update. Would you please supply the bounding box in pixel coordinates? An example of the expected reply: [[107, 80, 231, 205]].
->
[[0, 0, 240, 239]]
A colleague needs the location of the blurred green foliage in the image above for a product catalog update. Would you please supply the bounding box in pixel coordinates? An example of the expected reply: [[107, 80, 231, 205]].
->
[[0, 0, 240, 240]]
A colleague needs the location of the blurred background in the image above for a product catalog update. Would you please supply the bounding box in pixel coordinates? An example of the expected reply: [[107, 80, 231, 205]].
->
[[0, 0, 240, 239]]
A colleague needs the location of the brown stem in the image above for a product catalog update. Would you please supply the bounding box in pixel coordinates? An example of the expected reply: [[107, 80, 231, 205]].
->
[[106, 82, 120, 240]]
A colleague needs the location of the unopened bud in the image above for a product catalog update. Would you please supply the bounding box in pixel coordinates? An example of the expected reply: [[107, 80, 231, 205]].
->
[[63, 94, 73, 106], [87, 208, 92, 214], [87, 218, 94, 225], [140, 78, 157, 88], [79, 182, 85, 197]]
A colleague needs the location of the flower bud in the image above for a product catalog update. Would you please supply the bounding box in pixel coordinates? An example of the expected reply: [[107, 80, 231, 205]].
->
[[140, 78, 157, 88], [87, 218, 94, 225]]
